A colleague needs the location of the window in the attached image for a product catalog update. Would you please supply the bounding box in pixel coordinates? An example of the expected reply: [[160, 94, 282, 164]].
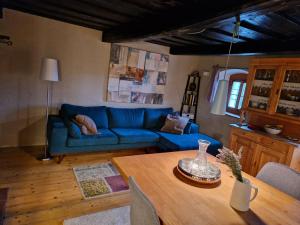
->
[[226, 74, 247, 115]]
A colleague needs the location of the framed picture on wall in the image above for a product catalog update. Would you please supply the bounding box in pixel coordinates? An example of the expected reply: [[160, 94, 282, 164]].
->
[[107, 44, 169, 104]]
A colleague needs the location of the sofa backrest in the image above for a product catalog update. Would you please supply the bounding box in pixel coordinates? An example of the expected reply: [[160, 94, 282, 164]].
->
[[60, 104, 108, 128], [108, 107, 145, 128], [144, 108, 173, 129], [60, 104, 174, 130]]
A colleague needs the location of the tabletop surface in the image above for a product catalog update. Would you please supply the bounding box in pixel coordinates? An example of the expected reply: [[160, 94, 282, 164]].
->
[[112, 150, 300, 225]]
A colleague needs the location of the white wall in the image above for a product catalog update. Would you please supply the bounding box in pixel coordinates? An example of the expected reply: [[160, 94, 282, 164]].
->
[[195, 56, 252, 146], [0, 9, 203, 147]]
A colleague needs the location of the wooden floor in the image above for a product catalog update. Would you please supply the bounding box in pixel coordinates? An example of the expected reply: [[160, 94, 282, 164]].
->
[[0, 147, 146, 225]]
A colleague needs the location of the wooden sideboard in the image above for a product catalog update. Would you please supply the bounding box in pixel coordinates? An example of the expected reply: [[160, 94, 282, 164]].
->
[[229, 124, 300, 176]]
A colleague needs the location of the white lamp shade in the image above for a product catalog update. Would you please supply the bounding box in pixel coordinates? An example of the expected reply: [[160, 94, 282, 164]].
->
[[40, 58, 60, 81], [210, 79, 229, 115]]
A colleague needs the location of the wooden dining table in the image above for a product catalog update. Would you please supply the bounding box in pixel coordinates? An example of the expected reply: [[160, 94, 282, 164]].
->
[[112, 150, 300, 225]]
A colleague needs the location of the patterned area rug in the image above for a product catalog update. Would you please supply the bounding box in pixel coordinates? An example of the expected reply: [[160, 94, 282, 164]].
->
[[64, 206, 130, 225], [0, 188, 8, 225], [73, 162, 129, 199]]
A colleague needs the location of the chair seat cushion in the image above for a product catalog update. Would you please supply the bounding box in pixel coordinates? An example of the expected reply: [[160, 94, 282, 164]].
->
[[111, 128, 160, 144], [156, 132, 222, 156], [67, 129, 118, 147]]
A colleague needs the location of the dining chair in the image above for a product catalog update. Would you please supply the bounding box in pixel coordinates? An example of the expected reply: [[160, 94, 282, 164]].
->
[[128, 176, 161, 225], [256, 162, 300, 200]]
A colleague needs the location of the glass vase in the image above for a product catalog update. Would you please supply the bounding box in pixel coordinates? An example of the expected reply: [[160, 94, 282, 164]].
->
[[190, 139, 211, 175]]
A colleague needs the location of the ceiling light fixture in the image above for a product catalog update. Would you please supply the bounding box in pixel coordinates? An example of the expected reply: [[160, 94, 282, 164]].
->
[[210, 15, 240, 115]]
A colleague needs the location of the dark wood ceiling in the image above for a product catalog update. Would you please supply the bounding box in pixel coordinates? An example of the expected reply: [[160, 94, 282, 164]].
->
[[1, 0, 300, 55]]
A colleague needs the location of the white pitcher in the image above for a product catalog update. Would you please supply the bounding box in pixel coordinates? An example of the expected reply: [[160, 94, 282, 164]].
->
[[230, 178, 258, 211]]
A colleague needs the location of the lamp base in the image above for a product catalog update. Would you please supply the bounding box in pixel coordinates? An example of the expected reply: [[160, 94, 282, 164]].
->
[[37, 154, 53, 161], [37, 146, 53, 161]]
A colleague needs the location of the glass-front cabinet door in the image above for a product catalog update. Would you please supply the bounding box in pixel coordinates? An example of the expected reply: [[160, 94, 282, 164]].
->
[[247, 68, 277, 112], [276, 68, 300, 118]]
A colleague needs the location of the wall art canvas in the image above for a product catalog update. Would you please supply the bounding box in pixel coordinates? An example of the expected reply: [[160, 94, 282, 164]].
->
[[107, 44, 169, 104]]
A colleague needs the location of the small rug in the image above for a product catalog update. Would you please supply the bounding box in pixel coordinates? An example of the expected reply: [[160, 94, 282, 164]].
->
[[64, 206, 130, 225], [73, 162, 129, 199], [0, 188, 8, 225]]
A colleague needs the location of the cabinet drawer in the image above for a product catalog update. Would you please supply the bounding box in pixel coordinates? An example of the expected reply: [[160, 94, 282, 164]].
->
[[231, 128, 292, 153], [231, 129, 260, 142], [259, 136, 290, 153]]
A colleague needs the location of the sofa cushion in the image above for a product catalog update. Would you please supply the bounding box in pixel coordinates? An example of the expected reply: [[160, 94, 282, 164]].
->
[[67, 129, 118, 147], [144, 108, 173, 129], [156, 132, 223, 156], [68, 121, 82, 138], [111, 128, 159, 144], [61, 104, 108, 128], [108, 108, 145, 128]]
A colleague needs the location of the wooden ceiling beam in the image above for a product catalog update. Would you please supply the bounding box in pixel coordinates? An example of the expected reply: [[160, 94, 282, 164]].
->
[[207, 28, 255, 42], [6, 0, 120, 25], [173, 35, 222, 45], [147, 39, 175, 47], [275, 11, 300, 28], [0, 1, 3, 19], [170, 39, 300, 55], [195, 34, 228, 45], [5, 1, 108, 30], [160, 36, 201, 46], [60, 0, 135, 21], [239, 20, 287, 39], [102, 0, 292, 43], [82, 0, 153, 16]]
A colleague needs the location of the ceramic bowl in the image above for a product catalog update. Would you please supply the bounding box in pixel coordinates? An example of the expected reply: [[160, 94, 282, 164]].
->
[[264, 125, 283, 135]]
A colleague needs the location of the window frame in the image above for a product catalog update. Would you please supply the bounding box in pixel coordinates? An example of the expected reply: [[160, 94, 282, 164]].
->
[[226, 74, 247, 115]]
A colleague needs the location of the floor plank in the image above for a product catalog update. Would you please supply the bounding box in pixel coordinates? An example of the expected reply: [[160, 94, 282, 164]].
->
[[0, 147, 146, 225]]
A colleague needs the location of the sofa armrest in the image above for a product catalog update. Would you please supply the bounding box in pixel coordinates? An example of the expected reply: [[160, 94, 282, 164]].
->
[[48, 115, 66, 127], [190, 123, 200, 134], [47, 115, 68, 155], [184, 122, 200, 134]]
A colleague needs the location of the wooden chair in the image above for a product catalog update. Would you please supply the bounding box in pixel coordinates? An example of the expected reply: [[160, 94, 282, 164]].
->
[[128, 176, 161, 225], [256, 162, 300, 200]]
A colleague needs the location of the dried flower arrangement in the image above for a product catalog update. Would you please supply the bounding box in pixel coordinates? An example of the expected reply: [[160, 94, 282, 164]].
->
[[216, 147, 243, 182]]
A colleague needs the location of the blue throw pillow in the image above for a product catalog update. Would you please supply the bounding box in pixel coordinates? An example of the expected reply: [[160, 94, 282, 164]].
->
[[68, 121, 81, 138]]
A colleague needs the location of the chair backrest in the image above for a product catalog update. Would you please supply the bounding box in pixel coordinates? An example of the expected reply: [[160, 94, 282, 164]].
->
[[256, 162, 300, 200], [128, 176, 160, 225]]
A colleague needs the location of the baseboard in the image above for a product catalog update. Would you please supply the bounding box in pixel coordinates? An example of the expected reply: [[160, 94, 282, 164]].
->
[[0, 143, 45, 149]]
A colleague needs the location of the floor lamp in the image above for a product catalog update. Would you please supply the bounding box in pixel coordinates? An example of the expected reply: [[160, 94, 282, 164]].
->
[[39, 58, 60, 161]]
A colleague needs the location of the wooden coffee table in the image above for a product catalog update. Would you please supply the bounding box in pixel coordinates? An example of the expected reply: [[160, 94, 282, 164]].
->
[[112, 150, 300, 225]]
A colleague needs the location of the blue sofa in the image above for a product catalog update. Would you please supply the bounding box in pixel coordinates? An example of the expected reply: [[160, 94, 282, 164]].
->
[[47, 104, 222, 158]]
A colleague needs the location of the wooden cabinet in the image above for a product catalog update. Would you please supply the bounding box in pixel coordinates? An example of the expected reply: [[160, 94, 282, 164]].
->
[[241, 59, 300, 140], [251, 145, 289, 175], [244, 58, 300, 120], [230, 134, 256, 174], [229, 125, 299, 176], [242, 58, 300, 139]]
